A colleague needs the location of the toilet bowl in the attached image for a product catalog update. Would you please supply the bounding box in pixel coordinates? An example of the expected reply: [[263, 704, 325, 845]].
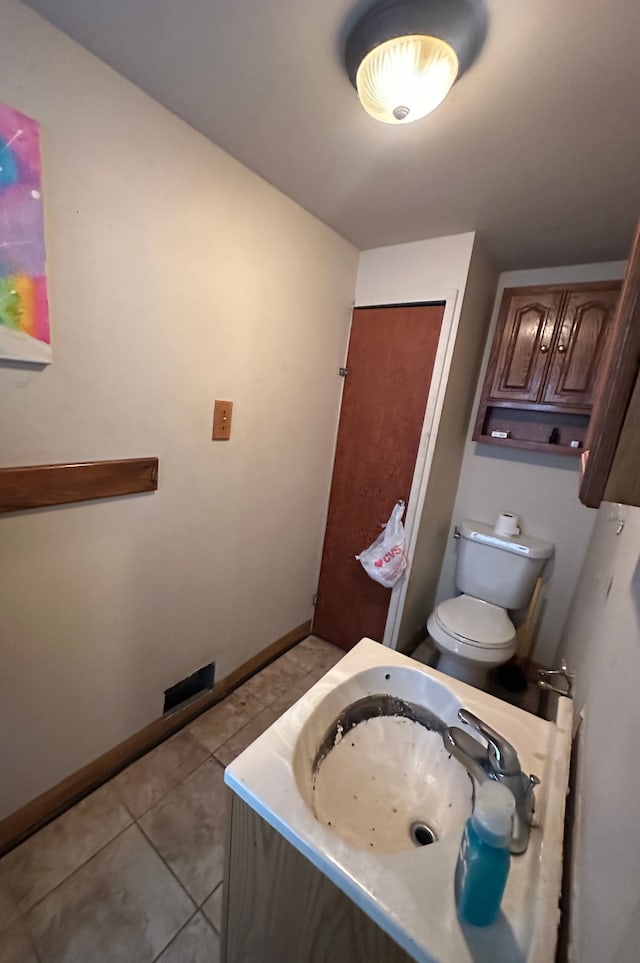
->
[[427, 595, 516, 688], [427, 518, 554, 690]]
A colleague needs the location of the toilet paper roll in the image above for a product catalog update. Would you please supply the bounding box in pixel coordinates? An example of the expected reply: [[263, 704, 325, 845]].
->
[[495, 512, 520, 537]]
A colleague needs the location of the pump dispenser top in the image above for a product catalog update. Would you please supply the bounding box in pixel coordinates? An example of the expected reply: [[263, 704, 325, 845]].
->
[[472, 781, 515, 846]]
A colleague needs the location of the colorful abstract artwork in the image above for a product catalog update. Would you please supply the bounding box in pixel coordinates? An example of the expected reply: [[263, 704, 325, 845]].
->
[[0, 104, 51, 364]]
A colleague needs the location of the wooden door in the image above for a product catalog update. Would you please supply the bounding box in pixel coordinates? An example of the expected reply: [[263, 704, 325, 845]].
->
[[487, 289, 563, 403], [542, 286, 619, 409], [313, 303, 444, 651]]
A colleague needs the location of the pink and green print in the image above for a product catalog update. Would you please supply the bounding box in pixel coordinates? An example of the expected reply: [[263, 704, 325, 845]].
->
[[0, 103, 51, 363]]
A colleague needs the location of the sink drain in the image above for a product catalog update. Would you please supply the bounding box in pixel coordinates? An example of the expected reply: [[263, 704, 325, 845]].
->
[[410, 821, 437, 847]]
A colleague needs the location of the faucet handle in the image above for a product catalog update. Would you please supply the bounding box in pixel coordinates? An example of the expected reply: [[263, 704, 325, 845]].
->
[[458, 709, 521, 776]]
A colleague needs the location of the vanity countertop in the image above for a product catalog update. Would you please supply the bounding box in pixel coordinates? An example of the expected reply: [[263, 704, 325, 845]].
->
[[225, 639, 572, 963]]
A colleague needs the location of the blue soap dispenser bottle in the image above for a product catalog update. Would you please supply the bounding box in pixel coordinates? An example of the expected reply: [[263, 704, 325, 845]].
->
[[455, 781, 516, 927]]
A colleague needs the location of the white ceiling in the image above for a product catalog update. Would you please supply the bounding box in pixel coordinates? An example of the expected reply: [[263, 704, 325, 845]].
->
[[24, 0, 640, 268]]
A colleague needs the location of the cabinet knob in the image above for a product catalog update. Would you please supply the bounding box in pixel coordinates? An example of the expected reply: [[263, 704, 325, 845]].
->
[[540, 344, 549, 353], [557, 344, 567, 353]]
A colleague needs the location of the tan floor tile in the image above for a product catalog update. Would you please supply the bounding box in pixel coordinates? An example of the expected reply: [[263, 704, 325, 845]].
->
[[201, 883, 223, 934], [303, 661, 338, 685], [232, 679, 272, 714], [213, 707, 278, 767], [286, 636, 343, 675], [272, 649, 310, 677], [233, 655, 304, 709], [188, 692, 260, 754], [156, 912, 220, 963], [270, 672, 317, 716], [139, 758, 226, 906], [1, 784, 132, 912], [0, 921, 38, 963], [113, 729, 210, 819], [25, 825, 193, 963], [228, 679, 268, 711]]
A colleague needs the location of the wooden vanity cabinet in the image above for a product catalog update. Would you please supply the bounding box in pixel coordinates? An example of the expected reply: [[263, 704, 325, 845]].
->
[[222, 792, 413, 963], [474, 281, 621, 454]]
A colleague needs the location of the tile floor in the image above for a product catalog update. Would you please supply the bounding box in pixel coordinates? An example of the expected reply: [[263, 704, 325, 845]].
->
[[0, 636, 344, 963], [0, 634, 542, 963]]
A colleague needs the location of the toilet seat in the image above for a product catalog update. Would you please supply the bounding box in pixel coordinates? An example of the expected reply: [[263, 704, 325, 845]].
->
[[427, 595, 518, 685], [434, 595, 515, 649]]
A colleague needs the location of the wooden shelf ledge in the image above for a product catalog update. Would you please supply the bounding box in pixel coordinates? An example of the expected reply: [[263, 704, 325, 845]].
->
[[0, 458, 159, 514], [475, 435, 581, 456]]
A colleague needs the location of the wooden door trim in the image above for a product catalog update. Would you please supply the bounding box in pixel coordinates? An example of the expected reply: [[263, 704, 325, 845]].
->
[[353, 299, 446, 310]]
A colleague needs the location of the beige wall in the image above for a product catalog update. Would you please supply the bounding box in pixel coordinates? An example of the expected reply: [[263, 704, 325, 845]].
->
[[560, 503, 640, 962], [0, 0, 358, 818], [435, 261, 626, 666]]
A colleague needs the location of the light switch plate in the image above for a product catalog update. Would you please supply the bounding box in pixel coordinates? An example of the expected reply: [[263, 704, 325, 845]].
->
[[212, 400, 233, 440]]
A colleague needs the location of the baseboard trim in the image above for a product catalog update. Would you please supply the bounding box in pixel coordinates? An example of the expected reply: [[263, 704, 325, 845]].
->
[[0, 619, 311, 857]]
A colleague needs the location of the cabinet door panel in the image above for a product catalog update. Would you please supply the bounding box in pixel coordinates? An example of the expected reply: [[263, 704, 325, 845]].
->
[[488, 292, 562, 403], [543, 289, 619, 408]]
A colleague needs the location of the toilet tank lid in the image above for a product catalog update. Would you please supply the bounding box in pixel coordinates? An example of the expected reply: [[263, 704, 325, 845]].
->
[[459, 519, 554, 559]]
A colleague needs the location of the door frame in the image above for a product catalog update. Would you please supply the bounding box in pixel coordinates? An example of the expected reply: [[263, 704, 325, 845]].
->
[[371, 289, 460, 649]]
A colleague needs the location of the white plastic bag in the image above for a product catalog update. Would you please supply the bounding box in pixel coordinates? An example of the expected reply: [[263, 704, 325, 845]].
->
[[356, 500, 407, 587]]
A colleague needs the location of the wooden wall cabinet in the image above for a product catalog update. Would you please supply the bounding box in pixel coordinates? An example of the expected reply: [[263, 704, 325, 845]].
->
[[580, 222, 640, 508], [473, 282, 621, 455]]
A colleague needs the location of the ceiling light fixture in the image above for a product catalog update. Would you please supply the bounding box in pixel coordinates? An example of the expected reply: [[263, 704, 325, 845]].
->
[[345, 0, 488, 125]]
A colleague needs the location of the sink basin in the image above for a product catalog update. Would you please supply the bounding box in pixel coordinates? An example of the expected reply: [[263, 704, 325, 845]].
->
[[294, 668, 472, 852], [225, 638, 572, 963]]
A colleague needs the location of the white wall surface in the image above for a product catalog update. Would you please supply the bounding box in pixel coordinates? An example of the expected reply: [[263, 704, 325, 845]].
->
[[397, 242, 498, 647], [435, 261, 626, 666], [560, 503, 640, 963], [355, 233, 475, 307], [0, 0, 358, 818]]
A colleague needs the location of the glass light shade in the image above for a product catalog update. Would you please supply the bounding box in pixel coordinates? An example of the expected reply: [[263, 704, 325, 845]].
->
[[355, 34, 459, 125]]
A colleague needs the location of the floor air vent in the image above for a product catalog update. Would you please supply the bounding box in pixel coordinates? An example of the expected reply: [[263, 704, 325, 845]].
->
[[163, 662, 215, 714]]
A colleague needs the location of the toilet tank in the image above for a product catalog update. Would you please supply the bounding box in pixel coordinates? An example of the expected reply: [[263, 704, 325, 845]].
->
[[455, 519, 554, 610]]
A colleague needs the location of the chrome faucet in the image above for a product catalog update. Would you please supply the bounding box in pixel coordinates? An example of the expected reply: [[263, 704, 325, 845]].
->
[[442, 709, 540, 854]]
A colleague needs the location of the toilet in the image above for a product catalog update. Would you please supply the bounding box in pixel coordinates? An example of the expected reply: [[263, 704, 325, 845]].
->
[[427, 518, 554, 689]]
